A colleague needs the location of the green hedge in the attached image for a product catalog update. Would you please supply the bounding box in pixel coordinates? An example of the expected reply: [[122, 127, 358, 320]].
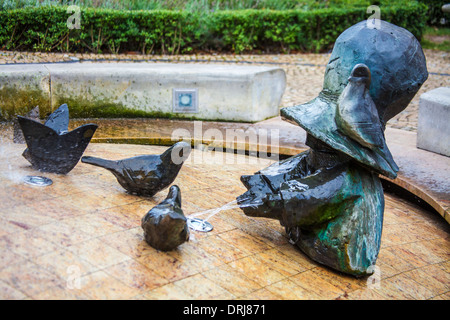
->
[[0, 4, 428, 54], [417, 0, 449, 26]]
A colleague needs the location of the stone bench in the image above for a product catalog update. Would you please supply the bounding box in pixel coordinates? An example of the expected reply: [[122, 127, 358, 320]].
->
[[0, 62, 286, 122], [0, 64, 51, 119], [417, 87, 450, 157]]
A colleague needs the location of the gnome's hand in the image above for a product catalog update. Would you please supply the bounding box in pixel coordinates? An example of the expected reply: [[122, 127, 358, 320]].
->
[[237, 189, 284, 220]]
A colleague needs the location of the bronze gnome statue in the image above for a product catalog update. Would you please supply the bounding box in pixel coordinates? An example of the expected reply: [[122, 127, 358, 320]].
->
[[237, 20, 428, 276]]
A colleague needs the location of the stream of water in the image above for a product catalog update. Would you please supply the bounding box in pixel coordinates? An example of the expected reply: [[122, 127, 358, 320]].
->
[[186, 196, 263, 233]]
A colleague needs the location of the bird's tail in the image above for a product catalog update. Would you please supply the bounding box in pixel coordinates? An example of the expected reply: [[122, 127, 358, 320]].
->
[[81, 156, 118, 171]]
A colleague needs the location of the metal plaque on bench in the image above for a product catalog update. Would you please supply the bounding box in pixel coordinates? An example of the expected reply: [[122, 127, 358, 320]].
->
[[173, 88, 198, 113]]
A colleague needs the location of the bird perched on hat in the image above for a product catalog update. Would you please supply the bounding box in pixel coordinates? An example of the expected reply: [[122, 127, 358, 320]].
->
[[335, 63, 384, 151]]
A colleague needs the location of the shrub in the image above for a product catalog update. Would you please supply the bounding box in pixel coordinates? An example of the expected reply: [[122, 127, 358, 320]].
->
[[201, 4, 428, 53], [417, 0, 449, 26], [0, 7, 197, 54], [0, 3, 429, 54]]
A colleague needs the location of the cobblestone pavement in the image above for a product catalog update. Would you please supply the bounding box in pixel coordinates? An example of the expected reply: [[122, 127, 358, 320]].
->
[[1, 49, 449, 131]]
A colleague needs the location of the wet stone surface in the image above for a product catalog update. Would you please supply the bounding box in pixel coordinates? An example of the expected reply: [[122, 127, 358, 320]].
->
[[0, 141, 448, 300]]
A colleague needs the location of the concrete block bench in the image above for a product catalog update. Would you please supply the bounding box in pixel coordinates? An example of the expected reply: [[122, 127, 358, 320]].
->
[[0, 62, 286, 122], [0, 64, 51, 119], [417, 87, 450, 157]]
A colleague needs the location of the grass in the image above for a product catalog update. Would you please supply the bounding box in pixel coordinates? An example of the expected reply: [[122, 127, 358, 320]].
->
[[421, 26, 450, 51]]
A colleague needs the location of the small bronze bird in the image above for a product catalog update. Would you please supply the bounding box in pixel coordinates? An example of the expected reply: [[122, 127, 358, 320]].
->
[[17, 104, 98, 174], [141, 185, 190, 251], [81, 141, 191, 196], [335, 63, 384, 150]]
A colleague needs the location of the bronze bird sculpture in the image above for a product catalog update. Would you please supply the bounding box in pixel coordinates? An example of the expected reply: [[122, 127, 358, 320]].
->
[[141, 185, 190, 251], [81, 141, 191, 196], [17, 104, 98, 174], [335, 63, 384, 150]]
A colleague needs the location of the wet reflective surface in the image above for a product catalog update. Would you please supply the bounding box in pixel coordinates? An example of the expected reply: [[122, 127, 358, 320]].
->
[[0, 142, 447, 299], [187, 218, 214, 232]]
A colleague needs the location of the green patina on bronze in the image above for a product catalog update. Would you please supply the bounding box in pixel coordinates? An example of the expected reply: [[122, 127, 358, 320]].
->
[[238, 136, 384, 276]]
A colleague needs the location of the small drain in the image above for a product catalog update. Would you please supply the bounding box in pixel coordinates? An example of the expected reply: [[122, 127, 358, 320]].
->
[[23, 175, 53, 187], [187, 217, 214, 232]]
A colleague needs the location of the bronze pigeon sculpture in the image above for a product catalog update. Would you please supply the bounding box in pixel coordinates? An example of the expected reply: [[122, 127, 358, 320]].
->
[[141, 185, 190, 251], [81, 141, 191, 196], [336, 63, 384, 150], [17, 104, 98, 174]]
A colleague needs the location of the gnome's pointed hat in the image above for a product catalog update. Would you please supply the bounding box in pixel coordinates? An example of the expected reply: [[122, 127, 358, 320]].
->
[[281, 20, 428, 179]]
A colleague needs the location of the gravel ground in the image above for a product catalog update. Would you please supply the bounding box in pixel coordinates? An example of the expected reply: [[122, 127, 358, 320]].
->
[[0, 49, 448, 131]]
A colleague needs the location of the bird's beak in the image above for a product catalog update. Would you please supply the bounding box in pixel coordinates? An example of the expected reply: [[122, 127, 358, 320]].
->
[[350, 63, 371, 89]]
